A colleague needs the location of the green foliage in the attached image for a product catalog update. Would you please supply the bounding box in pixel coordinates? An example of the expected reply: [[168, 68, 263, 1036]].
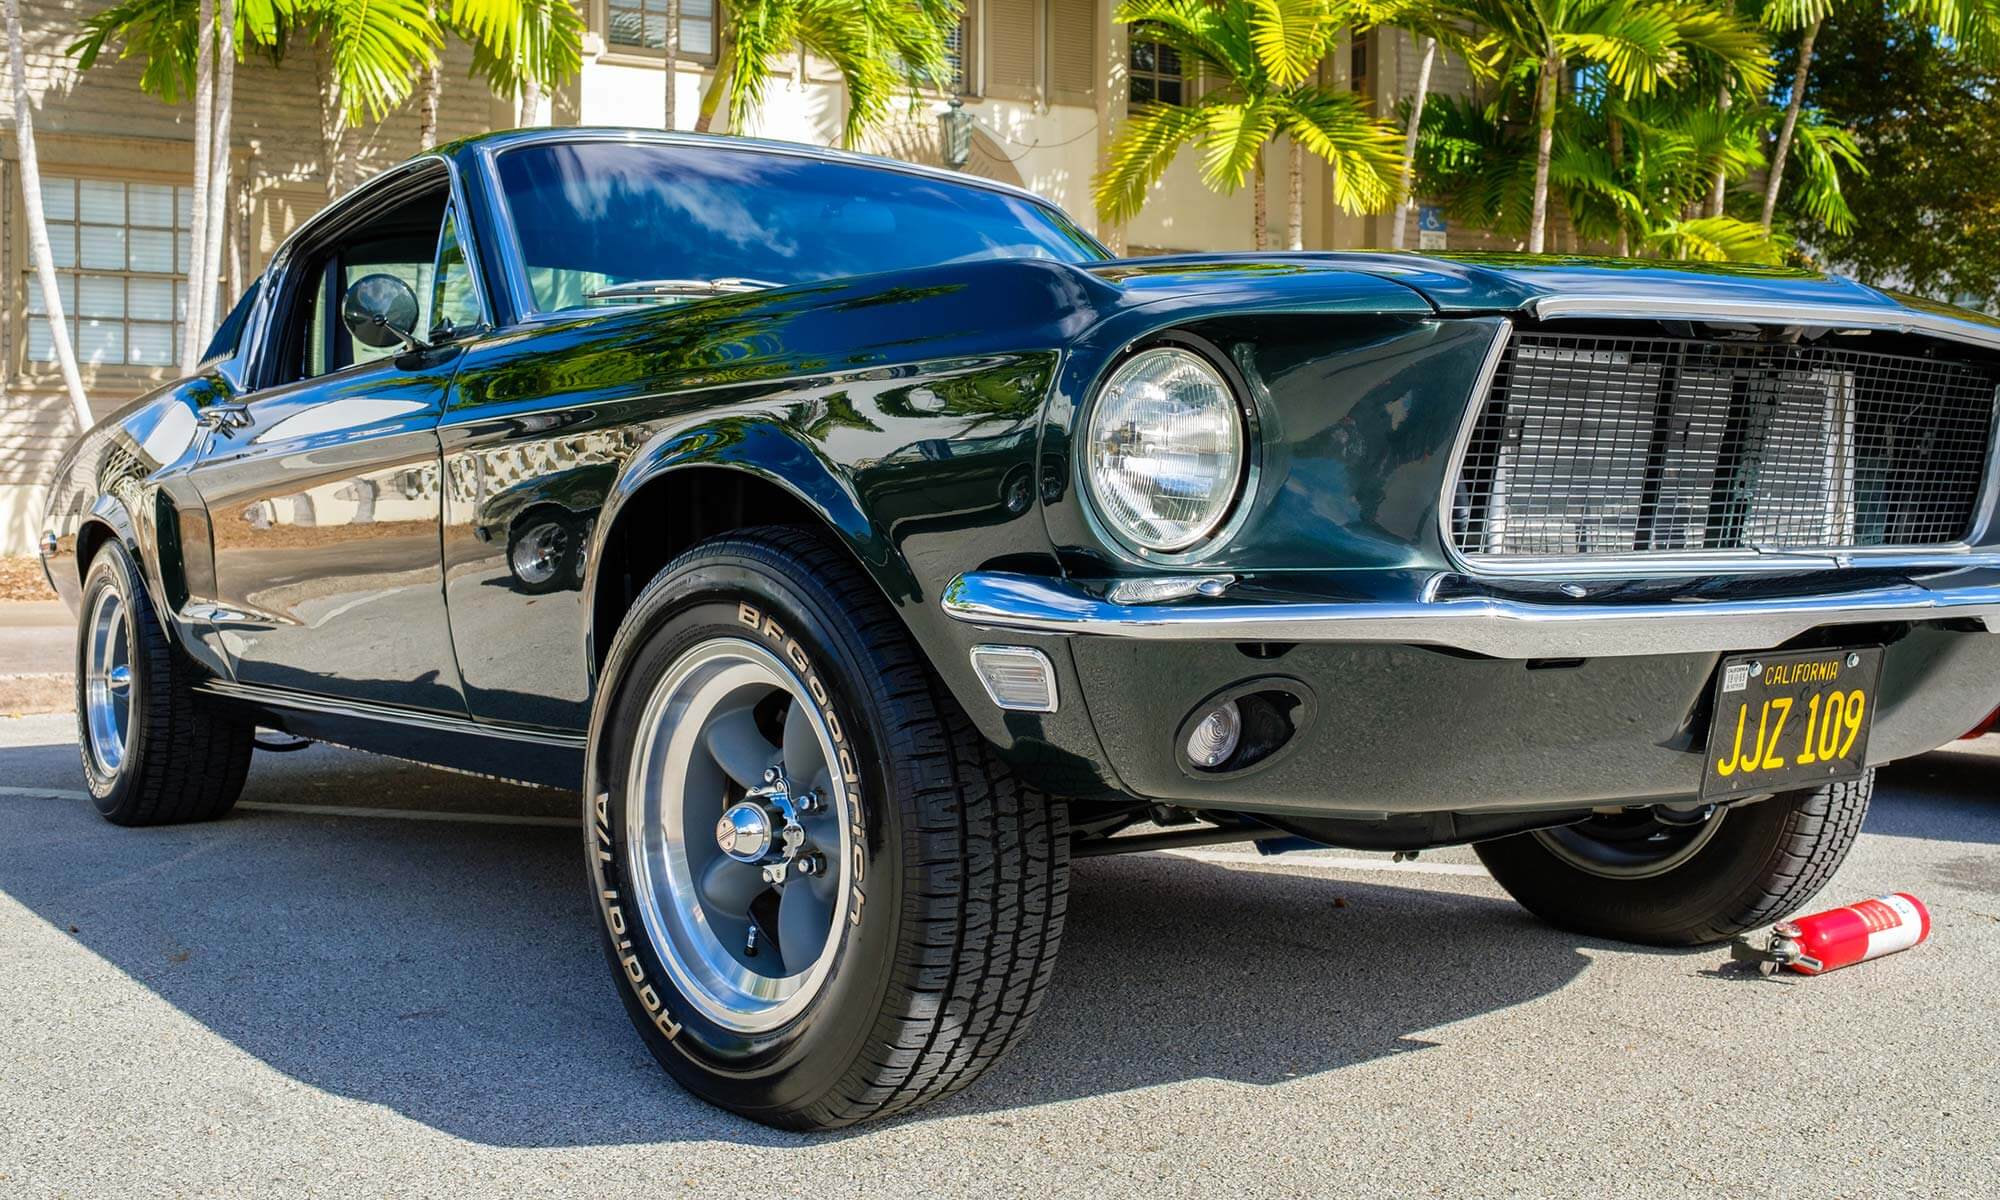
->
[[1799, 8, 2000, 310], [702, 0, 964, 147], [70, 0, 582, 126], [1094, 0, 1407, 226]]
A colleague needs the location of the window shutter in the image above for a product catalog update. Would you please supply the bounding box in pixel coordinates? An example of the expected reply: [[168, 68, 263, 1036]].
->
[[984, 0, 1041, 101], [1048, 0, 1097, 103]]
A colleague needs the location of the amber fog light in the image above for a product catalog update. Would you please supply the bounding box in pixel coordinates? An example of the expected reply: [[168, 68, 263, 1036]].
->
[[1184, 700, 1242, 768]]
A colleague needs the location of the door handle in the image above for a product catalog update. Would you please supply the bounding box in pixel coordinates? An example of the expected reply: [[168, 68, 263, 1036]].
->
[[197, 403, 252, 434]]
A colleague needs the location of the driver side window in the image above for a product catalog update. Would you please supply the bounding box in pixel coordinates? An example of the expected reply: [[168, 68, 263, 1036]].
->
[[281, 179, 481, 385]]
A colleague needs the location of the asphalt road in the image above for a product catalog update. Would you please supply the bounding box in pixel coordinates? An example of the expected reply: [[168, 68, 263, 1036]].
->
[[1, 712, 1996, 1199]]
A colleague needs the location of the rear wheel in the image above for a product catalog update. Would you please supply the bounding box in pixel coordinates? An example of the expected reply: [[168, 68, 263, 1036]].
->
[[1475, 774, 1872, 946], [76, 541, 254, 826], [586, 526, 1068, 1129]]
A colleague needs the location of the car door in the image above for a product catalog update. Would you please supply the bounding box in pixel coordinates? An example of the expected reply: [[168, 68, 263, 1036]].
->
[[187, 164, 479, 714]]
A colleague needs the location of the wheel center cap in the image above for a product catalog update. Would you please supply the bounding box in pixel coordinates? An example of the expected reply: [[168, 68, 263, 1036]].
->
[[715, 802, 775, 863]]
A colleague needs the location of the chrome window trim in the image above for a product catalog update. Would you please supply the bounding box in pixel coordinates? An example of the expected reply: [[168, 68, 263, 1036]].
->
[[939, 569, 2000, 660], [1435, 299, 2000, 580], [473, 129, 1109, 320], [241, 155, 491, 394]]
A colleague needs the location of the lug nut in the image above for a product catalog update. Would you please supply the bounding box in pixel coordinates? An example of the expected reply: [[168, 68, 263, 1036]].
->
[[796, 790, 823, 814], [763, 766, 782, 786], [796, 853, 826, 877]]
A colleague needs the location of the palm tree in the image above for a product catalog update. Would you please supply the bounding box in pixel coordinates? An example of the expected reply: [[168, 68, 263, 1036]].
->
[[1453, 0, 1771, 252], [445, 0, 585, 134], [1096, 0, 1407, 250], [693, 0, 963, 146], [1375, 0, 1491, 250], [76, 0, 579, 352], [1410, 86, 1799, 262], [5, 0, 89, 426], [1756, 0, 1995, 232]]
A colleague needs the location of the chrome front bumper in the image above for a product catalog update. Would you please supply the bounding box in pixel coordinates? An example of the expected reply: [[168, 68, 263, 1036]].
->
[[941, 571, 2000, 659]]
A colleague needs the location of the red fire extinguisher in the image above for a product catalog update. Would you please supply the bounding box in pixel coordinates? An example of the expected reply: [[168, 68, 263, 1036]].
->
[[1731, 894, 1931, 976]]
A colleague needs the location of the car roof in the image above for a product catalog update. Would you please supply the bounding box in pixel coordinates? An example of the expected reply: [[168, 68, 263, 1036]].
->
[[434, 126, 1062, 213]]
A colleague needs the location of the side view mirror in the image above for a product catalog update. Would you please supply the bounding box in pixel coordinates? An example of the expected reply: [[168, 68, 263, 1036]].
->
[[341, 273, 429, 352]]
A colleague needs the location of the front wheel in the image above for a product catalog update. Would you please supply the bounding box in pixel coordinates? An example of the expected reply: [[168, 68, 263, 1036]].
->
[[586, 526, 1068, 1129], [76, 541, 254, 825], [1475, 774, 1872, 946]]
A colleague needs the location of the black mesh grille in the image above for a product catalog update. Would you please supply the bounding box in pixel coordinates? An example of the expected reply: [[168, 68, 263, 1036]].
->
[[1451, 331, 1999, 561]]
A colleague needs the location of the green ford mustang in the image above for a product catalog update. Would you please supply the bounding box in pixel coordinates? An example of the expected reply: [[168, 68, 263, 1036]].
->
[[38, 128, 2000, 1128]]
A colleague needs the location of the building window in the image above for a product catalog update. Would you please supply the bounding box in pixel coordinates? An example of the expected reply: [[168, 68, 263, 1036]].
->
[[1349, 32, 1371, 105], [941, 15, 968, 93], [907, 13, 972, 94], [1128, 38, 1184, 105], [607, 0, 716, 59], [25, 177, 195, 369]]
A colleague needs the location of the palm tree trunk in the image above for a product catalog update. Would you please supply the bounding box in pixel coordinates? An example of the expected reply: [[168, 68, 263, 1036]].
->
[[1390, 35, 1437, 252], [418, 9, 442, 151], [1286, 139, 1303, 250], [695, 28, 732, 132], [182, 0, 215, 373], [1760, 18, 1820, 231], [1528, 53, 1558, 254], [1608, 114, 1629, 257], [197, 0, 234, 347], [521, 78, 544, 126], [1252, 153, 1267, 251], [1706, 86, 1731, 217], [4, 0, 88, 427], [316, 43, 345, 199], [663, 0, 680, 129]]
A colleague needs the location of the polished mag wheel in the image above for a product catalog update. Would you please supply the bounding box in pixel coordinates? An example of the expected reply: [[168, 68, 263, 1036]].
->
[[81, 584, 134, 776], [624, 636, 849, 1032]]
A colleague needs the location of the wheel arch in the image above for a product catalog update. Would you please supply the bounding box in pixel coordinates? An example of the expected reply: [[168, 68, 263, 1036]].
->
[[584, 422, 917, 678]]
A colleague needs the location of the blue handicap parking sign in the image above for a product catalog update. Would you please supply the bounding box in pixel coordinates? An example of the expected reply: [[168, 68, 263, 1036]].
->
[[1417, 206, 1447, 233]]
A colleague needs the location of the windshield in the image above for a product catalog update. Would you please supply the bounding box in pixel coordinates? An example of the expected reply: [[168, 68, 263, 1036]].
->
[[492, 140, 1109, 314]]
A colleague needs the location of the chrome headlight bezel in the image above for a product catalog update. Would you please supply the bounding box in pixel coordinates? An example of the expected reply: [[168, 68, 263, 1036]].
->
[[1079, 342, 1254, 558]]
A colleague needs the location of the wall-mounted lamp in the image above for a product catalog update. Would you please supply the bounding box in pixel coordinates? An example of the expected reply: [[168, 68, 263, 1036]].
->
[[939, 97, 973, 170]]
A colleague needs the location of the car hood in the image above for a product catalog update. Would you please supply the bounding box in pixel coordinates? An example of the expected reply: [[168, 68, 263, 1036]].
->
[[1088, 252, 2000, 343]]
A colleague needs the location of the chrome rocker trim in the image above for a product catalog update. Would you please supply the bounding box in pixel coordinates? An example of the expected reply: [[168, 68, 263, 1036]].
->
[[940, 571, 2000, 659], [193, 678, 587, 748]]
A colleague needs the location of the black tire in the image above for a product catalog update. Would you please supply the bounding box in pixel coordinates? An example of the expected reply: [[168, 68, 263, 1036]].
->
[[585, 525, 1068, 1129], [1474, 774, 1872, 946], [75, 540, 254, 826]]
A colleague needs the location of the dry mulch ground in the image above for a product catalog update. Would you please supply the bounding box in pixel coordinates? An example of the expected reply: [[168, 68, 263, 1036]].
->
[[0, 556, 57, 602]]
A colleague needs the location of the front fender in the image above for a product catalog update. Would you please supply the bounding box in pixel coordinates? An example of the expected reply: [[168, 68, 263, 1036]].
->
[[586, 412, 913, 645]]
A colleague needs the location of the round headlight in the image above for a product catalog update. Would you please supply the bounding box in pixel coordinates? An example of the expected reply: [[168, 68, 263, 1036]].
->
[[1083, 347, 1247, 553]]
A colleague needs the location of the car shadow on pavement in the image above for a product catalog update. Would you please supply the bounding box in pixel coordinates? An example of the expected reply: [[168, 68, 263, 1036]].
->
[[0, 743, 1601, 1149], [1871, 749, 2000, 845]]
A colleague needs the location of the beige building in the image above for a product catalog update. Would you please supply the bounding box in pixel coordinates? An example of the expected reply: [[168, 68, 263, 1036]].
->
[[1, 0, 1490, 555]]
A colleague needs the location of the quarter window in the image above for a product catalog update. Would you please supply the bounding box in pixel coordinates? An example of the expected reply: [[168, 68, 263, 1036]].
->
[[607, 0, 715, 58], [25, 176, 206, 368], [431, 208, 482, 339]]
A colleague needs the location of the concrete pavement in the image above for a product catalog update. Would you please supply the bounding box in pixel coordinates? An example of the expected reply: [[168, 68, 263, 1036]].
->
[[0, 712, 1996, 1198]]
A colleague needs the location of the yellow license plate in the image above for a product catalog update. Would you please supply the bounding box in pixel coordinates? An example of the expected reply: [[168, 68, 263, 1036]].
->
[[1701, 647, 1882, 799]]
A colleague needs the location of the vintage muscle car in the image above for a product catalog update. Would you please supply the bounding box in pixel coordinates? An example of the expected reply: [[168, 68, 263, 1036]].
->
[[39, 128, 2000, 1129]]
